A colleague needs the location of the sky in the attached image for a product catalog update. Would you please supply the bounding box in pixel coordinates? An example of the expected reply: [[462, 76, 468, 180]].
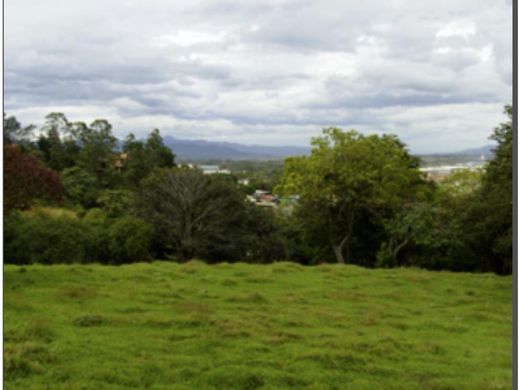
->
[[4, 0, 512, 153]]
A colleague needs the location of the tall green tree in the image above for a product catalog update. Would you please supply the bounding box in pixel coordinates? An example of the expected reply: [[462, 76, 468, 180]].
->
[[60, 167, 99, 208], [76, 119, 118, 186], [121, 129, 175, 188], [37, 113, 80, 171], [276, 128, 428, 264], [467, 105, 513, 274], [146, 129, 176, 168]]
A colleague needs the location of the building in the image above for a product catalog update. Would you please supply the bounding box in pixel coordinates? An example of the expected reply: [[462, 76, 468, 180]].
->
[[197, 165, 231, 175], [114, 153, 129, 172]]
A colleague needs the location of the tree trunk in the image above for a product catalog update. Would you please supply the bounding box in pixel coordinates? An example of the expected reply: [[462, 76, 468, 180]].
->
[[333, 244, 345, 264], [332, 231, 351, 264], [328, 207, 355, 265]]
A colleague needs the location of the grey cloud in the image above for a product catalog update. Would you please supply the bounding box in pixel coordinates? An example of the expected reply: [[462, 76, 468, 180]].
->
[[4, 0, 512, 153]]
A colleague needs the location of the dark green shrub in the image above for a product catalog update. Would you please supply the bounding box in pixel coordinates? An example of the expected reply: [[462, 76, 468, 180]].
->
[[82, 208, 111, 263], [4, 211, 88, 264], [60, 167, 99, 208], [108, 216, 153, 264], [96, 189, 135, 217]]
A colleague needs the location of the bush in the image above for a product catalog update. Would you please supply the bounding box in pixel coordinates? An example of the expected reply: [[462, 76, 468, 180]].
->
[[60, 167, 99, 208], [4, 211, 89, 264], [82, 208, 111, 263], [108, 216, 153, 264], [4, 144, 63, 212], [97, 189, 135, 217], [4, 207, 153, 265]]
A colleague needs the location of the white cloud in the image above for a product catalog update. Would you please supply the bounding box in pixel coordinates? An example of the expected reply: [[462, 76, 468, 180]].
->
[[436, 20, 477, 41], [4, 0, 512, 153]]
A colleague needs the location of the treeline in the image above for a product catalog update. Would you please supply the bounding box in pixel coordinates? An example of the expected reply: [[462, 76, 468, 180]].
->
[[3, 113, 287, 265], [3, 107, 513, 274]]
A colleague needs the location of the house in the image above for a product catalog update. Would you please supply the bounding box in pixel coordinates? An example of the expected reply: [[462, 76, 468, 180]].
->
[[249, 190, 280, 209], [253, 190, 269, 200], [114, 153, 129, 172]]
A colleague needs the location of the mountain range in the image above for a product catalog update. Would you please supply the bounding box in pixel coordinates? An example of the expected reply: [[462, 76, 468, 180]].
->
[[162, 135, 495, 161], [163, 136, 310, 161]]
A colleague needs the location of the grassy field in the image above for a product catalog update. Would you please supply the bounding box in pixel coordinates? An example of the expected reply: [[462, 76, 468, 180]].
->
[[4, 261, 512, 389]]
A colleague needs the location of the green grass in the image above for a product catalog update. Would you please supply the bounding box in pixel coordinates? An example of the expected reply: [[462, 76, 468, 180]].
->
[[4, 261, 512, 389]]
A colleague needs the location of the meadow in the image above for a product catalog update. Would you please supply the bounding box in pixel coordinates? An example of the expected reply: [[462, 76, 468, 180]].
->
[[4, 261, 512, 389]]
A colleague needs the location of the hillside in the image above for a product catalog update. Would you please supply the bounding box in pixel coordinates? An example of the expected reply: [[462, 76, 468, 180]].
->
[[162, 135, 494, 162], [163, 136, 310, 161], [4, 262, 512, 389]]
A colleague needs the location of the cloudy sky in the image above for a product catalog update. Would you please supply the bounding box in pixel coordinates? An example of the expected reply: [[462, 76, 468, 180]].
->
[[5, 0, 512, 153]]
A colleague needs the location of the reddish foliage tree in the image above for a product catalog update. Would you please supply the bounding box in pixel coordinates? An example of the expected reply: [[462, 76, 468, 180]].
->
[[4, 144, 64, 211]]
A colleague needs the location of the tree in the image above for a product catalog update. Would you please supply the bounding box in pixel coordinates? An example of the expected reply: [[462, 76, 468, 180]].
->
[[276, 128, 427, 264], [76, 119, 118, 186], [3, 113, 35, 146], [60, 167, 99, 208], [97, 189, 135, 217], [37, 113, 79, 171], [241, 205, 289, 263], [4, 211, 89, 264], [138, 167, 247, 261], [107, 216, 153, 264], [376, 202, 450, 268], [145, 129, 176, 168], [122, 133, 149, 187], [465, 105, 513, 274], [437, 169, 483, 199], [122, 130, 176, 188], [377, 169, 482, 269], [4, 144, 64, 212]]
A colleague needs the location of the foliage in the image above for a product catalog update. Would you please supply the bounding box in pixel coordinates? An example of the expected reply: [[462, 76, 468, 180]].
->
[[122, 130, 176, 188], [145, 129, 176, 168], [462, 105, 513, 274], [107, 216, 153, 264], [97, 190, 135, 217], [2, 108, 512, 274], [3, 113, 35, 146], [138, 168, 248, 261], [4, 144, 64, 212], [377, 202, 435, 267], [4, 211, 88, 264], [277, 128, 428, 264], [241, 205, 289, 263], [75, 119, 119, 186], [60, 167, 99, 208], [36, 113, 80, 171], [4, 207, 153, 265], [437, 169, 483, 199]]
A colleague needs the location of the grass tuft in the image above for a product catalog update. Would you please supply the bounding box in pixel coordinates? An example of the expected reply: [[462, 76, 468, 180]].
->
[[72, 314, 106, 327]]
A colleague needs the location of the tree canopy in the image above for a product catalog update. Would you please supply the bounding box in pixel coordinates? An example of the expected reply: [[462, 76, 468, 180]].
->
[[276, 128, 429, 264], [138, 168, 248, 261]]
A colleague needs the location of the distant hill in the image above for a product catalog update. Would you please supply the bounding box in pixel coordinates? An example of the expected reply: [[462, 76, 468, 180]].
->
[[162, 135, 495, 162], [163, 136, 310, 161], [417, 144, 495, 167], [454, 145, 495, 156], [421, 144, 495, 157]]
